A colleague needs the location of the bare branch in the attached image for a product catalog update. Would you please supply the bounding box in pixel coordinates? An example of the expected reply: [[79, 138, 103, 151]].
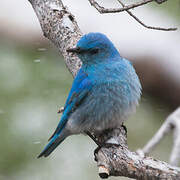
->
[[88, 0, 154, 13], [95, 127, 180, 179], [117, 0, 177, 31], [28, 0, 180, 179], [139, 108, 180, 166], [88, 0, 177, 31]]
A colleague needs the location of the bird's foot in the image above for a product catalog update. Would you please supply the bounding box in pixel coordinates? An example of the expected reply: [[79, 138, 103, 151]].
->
[[121, 123, 127, 135], [94, 142, 121, 161], [85, 129, 124, 161], [57, 107, 64, 114], [86, 131, 102, 146]]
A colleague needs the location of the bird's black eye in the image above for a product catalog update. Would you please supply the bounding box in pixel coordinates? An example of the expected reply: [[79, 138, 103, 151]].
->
[[89, 48, 99, 55]]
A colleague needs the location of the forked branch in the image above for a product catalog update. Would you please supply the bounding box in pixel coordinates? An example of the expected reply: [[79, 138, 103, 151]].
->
[[88, 0, 177, 31]]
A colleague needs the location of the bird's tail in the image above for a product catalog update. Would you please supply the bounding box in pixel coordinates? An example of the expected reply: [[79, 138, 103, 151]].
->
[[37, 130, 68, 158]]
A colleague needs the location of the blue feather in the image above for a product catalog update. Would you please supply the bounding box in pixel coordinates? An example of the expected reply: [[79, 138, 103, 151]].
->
[[38, 69, 93, 157]]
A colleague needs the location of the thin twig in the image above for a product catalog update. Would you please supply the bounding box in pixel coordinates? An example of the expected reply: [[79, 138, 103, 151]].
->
[[88, 0, 177, 31], [89, 0, 155, 13], [117, 0, 177, 31], [88, 0, 153, 13], [137, 107, 180, 166]]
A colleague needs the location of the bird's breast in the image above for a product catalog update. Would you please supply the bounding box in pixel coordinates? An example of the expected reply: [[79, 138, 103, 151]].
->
[[68, 60, 141, 134]]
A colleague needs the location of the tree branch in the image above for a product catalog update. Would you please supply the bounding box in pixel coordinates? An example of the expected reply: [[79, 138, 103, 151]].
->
[[28, 0, 82, 77], [117, 0, 177, 31], [28, 0, 180, 179], [88, 0, 154, 14], [138, 107, 180, 166], [88, 0, 177, 31], [95, 127, 180, 179]]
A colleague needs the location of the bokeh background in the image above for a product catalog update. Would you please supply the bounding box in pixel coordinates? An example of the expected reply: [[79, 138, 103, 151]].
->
[[0, 0, 180, 179]]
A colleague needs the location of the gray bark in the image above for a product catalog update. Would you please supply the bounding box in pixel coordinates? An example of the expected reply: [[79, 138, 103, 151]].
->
[[29, 0, 82, 77], [96, 127, 180, 179], [28, 0, 180, 179]]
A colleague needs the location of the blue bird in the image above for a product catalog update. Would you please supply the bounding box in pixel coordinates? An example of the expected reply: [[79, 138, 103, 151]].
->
[[38, 32, 141, 158]]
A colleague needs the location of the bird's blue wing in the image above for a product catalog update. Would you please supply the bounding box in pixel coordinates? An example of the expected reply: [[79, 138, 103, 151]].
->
[[48, 68, 92, 140]]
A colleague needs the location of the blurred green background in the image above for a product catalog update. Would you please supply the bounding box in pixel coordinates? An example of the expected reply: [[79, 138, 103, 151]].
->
[[0, 0, 179, 180]]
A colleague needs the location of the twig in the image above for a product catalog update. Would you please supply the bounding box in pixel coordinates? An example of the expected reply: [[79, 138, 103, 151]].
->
[[88, 0, 177, 31], [117, 0, 177, 31], [88, 0, 154, 13], [138, 107, 180, 166]]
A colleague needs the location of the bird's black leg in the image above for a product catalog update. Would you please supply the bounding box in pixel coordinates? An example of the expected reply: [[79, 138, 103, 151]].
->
[[85, 131, 102, 161], [85, 131, 102, 147], [121, 123, 127, 134], [85, 130, 122, 161]]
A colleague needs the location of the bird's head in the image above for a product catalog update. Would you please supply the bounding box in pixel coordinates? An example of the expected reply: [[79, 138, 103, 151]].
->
[[67, 32, 120, 65]]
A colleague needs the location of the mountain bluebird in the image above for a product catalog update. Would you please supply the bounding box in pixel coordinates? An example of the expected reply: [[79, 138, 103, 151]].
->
[[38, 32, 141, 158]]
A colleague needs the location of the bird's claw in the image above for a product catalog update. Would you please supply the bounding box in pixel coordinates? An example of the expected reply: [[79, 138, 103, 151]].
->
[[94, 143, 121, 161], [121, 123, 127, 134], [57, 107, 64, 114]]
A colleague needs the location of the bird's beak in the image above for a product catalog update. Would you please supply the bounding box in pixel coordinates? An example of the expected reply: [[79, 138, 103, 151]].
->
[[66, 47, 81, 53]]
